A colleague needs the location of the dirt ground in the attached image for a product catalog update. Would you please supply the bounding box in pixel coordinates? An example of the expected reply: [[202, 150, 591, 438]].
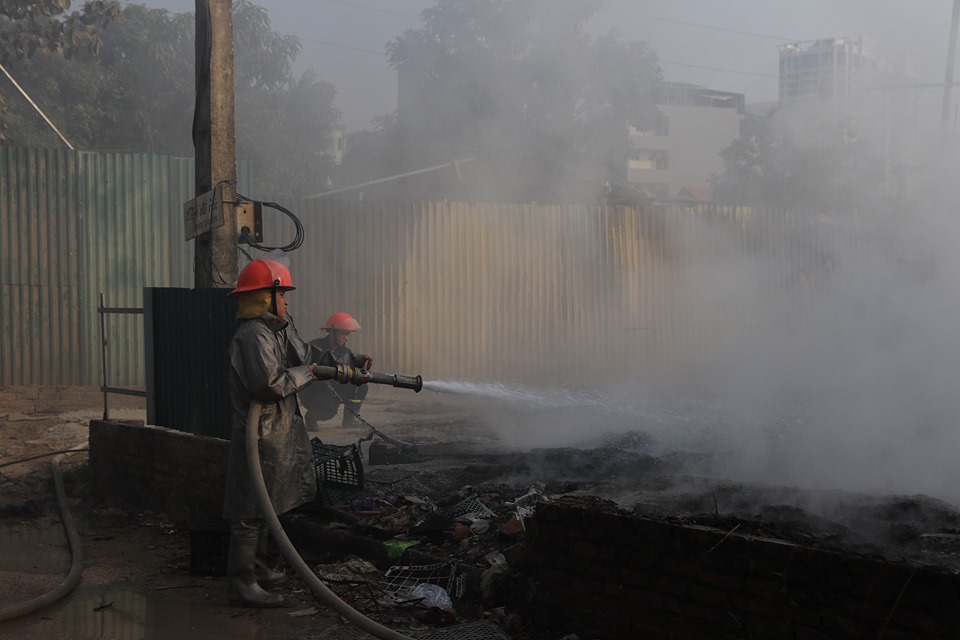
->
[[0, 388, 491, 640], [4, 384, 960, 639]]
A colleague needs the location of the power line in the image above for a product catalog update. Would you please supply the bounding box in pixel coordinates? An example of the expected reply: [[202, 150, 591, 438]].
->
[[866, 81, 960, 91], [292, 34, 385, 56], [281, 42, 779, 80], [288, 7, 791, 79], [659, 60, 778, 79], [320, 2, 798, 42], [320, 0, 420, 20], [632, 14, 799, 42]]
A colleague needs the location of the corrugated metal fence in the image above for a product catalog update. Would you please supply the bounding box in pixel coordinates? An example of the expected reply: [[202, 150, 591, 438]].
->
[[276, 200, 855, 384], [1, 146, 862, 387], [0, 148, 82, 386], [1, 147, 242, 387]]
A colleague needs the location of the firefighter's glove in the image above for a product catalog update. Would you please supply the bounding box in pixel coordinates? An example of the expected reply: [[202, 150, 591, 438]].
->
[[358, 354, 373, 371]]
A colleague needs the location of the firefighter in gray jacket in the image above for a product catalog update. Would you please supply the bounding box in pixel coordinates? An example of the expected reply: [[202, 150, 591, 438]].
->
[[300, 311, 374, 428], [223, 257, 324, 608]]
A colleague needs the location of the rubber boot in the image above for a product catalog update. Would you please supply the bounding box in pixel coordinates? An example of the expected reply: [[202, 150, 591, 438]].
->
[[227, 521, 285, 608], [256, 524, 287, 587]]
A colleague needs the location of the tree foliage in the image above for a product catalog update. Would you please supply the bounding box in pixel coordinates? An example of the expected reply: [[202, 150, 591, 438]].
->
[[364, 0, 662, 203], [1, 1, 340, 199], [0, 0, 120, 141], [0, 0, 120, 63], [712, 108, 889, 213]]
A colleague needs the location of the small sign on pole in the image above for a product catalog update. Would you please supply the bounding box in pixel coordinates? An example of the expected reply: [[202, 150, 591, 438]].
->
[[184, 185, 225, 240]]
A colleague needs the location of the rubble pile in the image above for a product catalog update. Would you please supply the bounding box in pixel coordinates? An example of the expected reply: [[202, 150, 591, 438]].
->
[[293, 450, 560, 636], [291, 432, 960, 638]]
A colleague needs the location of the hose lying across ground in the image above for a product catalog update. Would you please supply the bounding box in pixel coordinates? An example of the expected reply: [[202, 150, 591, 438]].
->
[[0, 396, 418, 637], [0, 450, 85, 622], [246, 400, 414, 640]]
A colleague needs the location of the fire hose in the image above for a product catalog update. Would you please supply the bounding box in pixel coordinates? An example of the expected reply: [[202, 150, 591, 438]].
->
[[0, 449, 85, 622], [246, 364, 421, 640]]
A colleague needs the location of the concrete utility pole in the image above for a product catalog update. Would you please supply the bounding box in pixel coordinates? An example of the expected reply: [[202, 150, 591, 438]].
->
[[193, 0, 238, 288], [942, 0, 960, 132]]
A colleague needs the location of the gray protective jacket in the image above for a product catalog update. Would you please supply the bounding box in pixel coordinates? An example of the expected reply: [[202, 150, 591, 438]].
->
[[223, 312, 321, 520], [298, 339, 369, 421]]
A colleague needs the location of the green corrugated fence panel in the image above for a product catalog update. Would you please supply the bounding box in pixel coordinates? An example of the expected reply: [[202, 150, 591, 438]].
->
[[0, 147, 81, 386], [80, 152, 196, 388], [0, 147, 249, 387]]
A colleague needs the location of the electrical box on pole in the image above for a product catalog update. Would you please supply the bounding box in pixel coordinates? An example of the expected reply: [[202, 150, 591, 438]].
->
[[236, 200, 264, 243]]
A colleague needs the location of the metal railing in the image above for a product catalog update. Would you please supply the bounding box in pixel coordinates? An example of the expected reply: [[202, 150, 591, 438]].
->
[[98, 292, 146, 420]]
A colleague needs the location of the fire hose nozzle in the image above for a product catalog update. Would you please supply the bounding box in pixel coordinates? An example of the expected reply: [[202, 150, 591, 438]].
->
[[312, 364, 422, 392], [366, 371, 423, 393]]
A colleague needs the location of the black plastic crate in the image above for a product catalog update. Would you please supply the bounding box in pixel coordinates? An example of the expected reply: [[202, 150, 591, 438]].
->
[[190, 516, 230, 576], [311, 438, 364, 505]]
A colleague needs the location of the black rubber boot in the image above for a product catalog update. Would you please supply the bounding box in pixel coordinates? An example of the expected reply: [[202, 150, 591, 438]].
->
[[227, 521, 285, 608], [256, 524, 287, 587]]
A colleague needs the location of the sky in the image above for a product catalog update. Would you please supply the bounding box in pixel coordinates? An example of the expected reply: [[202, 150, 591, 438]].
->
[[142, 0, 958, 133]]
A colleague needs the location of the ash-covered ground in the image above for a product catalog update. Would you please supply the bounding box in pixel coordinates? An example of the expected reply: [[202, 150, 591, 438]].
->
[[348, 384, 960, 574], [5, 385, 960, 640]]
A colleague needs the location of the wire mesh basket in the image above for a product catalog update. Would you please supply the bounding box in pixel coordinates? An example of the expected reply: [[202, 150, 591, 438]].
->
[[444, 496, 495, 520], [311, 438, 364, 505], [382, 561, 465, 599]]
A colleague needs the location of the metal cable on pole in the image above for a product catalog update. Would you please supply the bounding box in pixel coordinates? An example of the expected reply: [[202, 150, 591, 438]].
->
[[0, 63, 75, 150]]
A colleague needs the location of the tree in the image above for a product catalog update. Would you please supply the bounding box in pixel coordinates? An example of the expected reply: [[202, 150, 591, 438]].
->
[[238, 70, 339, 199], [1, 1, 341, 198], [711, 107, 889, 213], [231, 1, 339, 199], [0, 0, 120, 63], [376, 0, 663, 203], [0, 0, 120, 141]]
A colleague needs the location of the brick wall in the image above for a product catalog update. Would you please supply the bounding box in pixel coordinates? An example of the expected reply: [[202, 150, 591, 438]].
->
[[0, 385, 143, 415], [520, 497, 960, 640], [89, 420, 228, 525]]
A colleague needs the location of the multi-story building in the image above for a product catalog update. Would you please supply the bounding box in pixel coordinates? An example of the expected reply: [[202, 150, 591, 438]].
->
[[778, 36, 919, 182], [628, 83, 745, 200]]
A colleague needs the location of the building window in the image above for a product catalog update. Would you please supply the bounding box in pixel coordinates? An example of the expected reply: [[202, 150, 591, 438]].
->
[[631, 117, 669, 137], [628, 148, 668, 170]]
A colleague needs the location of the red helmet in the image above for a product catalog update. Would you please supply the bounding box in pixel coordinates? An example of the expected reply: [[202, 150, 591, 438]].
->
[[322, 311, 360, 332], [228, 258, 295, 296]]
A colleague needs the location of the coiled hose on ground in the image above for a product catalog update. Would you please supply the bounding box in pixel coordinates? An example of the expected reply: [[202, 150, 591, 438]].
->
[[246, 400, 414, 640], [0, 451, 84, 622]]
